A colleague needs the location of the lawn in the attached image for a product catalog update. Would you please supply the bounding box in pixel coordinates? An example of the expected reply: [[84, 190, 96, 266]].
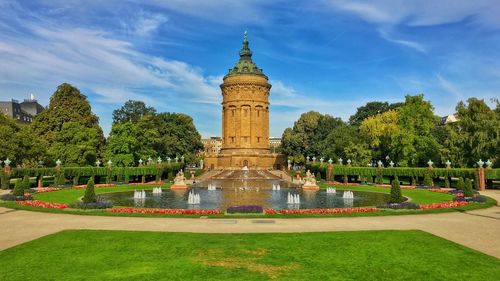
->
[[0, 230, 498, 280]]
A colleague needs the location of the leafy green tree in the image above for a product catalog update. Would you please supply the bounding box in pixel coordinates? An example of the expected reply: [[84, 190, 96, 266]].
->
[[49, 122, 102, 166], [281, 111, 344, 159], [390, 176, 403, 203], [22, 175, 30, 190], [442, 98, 499, 167], [112, 100, 156, 124], [423, 173, 433, 187], [31, 83, 105, 165], [349, 101, 403, 126], [456, 177, 465, 191], [82, 177, 96, 203], [0, 114, 48, 166]]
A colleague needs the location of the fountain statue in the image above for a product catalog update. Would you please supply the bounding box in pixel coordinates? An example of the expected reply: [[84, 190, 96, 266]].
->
[[152, 187, 162, 195], [302, 169, 319, 190], [171, 169, 188, 190]]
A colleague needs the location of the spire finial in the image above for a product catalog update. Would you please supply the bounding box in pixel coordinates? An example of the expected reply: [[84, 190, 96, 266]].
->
[[244, 30, 248, 42]]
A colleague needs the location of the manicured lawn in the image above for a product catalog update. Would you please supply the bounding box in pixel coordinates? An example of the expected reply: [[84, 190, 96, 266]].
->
[[0, 230, 498, 280], [32, 183, 171, 204], [320, 184, 454, 204]]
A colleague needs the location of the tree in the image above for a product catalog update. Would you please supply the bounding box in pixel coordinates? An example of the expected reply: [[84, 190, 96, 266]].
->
[[281, 111, 344, 159], [390, 176, 403, 203], [456, 177, 465, 191], [349, 101, 403, 126], [442, 98, 499, 167], [49, 122, 103, 166], [0, 113, 48, 167], [112, 100, 156, 124], [31, 83, 105, 165], [82, 177, 96, 203], [359, 109, 399, 160]]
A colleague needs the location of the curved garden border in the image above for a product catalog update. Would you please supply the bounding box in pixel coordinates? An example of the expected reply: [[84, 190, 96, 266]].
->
[[0, 183, 496, 218]]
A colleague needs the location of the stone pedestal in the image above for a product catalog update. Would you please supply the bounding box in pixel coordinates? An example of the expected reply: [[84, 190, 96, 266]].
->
[[477, 168, 486, 191], [302, 183, 319, 190]]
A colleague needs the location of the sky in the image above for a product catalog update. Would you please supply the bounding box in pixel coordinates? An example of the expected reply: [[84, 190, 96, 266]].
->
[[0, 0, 499, 137]]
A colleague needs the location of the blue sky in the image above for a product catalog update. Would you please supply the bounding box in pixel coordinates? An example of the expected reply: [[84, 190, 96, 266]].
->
[[1, 0, 499, 137]]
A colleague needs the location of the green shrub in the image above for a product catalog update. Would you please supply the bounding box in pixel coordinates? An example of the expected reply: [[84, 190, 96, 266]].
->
[[423, 173, 433, 187], [56, 172, 66, 186], [411, 177, 417, 186], [376, 174, 383, 184], [22, 175, 30, 190], [343, 174, 348, 183], [12, 178, 24, 196], [390, 176, 403, 203], [456, 177, 465, 191], [82, 177, 96, 203], [0, 172, 9, 189], [464, 178, 474, 197], [72, 176, 79, 186]]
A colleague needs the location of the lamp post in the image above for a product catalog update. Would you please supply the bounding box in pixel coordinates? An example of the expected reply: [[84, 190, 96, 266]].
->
[[306, 156, 310, 162], [389, 161, 394, 167], [328, 158, 333, 165], [181, 156, 185, 163], [312, 156, 316, 163], [320, 157, 324, 164], [55, 159, 62, 167], [476, 159, 486, 191], [477, 159, 484, 168], [377, 160, 383, 168], [445, 160, 451, 169], [147, 157, 152, 165], [107, 160, 112, 167], [485, 159, 492, 169], [175, 156, 179, 163], [4, 158, 11, 167], [167, 157, 171, 164]]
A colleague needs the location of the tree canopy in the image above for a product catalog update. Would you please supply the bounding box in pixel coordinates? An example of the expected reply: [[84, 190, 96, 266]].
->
[[112, 100, 156, 124]]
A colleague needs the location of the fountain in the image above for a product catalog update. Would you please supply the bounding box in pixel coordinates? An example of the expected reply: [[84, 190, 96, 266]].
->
[[133, 189, 146, 199], [152, 187, 162, 195], [207, 183, 217, 191], [326, 187, 336, 194], [287, 192, 300, 204], [342, 190, 354, 199], [272, 184, 281, 191], [187, 190, 200, 204]]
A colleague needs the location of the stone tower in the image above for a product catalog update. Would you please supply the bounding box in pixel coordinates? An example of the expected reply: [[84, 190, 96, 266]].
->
[[221, 31, 270, 155], [204, 32, 285, 170]]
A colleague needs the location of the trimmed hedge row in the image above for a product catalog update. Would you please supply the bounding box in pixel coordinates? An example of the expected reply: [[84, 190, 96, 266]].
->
[[0, 163, 185, 188], [305, 163, 499, 181]]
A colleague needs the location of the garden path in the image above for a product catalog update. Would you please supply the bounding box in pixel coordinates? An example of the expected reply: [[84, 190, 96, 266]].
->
[[0, 190, 499, 258]]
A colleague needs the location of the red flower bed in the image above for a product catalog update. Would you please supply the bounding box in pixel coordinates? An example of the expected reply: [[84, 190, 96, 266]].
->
[[325, 182, 360, 186], [16, 200, 69, 209], [32, 187, 63, 193], [427, 188, 451, 193], [106, 207, 221, 215], [73, 183, 116, 189], [374, 184, 416, 189], [419, 201, 468, 210], [265, 207, 378, 215], [127, 181, 164, 186]]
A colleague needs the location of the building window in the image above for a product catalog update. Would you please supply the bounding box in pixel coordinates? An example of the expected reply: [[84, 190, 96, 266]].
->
[[257, 137, 261, 143]]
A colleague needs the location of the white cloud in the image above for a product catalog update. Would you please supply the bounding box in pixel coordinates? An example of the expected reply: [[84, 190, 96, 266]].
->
[[132, 12, 168, 37], [378, 28, 426, 53]]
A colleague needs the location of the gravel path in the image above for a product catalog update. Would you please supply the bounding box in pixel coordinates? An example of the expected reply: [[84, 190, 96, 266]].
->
[[1, 190, 499, 258]]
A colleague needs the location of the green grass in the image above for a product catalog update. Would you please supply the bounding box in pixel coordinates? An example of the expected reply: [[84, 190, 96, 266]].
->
[[32, 183, 171, 204], [0, 230, 498, 280]]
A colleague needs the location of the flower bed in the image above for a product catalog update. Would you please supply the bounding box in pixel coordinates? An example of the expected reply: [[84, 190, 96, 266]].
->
[[227, 205, 263, 214], [73, 183, 116, 189], [16, 200, 69, 209], [32, 187, 63, 193], [106, 207, 221, 215], [418, 201, 468, 210], [265, 207, 378, 215], [373, 184, 416, 189], [325, 182, 359, 186], [127, 182, 164, 186]]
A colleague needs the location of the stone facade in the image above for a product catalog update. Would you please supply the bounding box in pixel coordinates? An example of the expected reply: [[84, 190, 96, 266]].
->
[[204, 32, 286, 170]]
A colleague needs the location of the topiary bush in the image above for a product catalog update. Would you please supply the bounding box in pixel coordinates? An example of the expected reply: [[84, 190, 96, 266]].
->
[[411, 177, 417, 186], [463, 178, 474, 197], [423, 173, 433, 187], [444, 177, 450, 188], [456, 177, 465, 191], [343, 174, 348, 183], [12, 178, 25, 196], [82, 177, 96, 203], [316, 172, 322, 182], [390, 176, 403, 203], [0, 172, 10, 189]]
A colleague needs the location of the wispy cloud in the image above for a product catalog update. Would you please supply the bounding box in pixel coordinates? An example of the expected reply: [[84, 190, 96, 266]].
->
[[378, 28, 426, 53]]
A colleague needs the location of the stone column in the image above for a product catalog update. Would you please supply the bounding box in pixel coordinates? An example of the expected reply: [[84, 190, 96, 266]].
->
[[477, 167, 486, 191]]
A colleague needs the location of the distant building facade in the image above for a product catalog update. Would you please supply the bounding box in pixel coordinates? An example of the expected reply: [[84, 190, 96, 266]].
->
[[440, 114, 458, 125], [202, 137, 223, 154], [0, 94, 45, 124], [269, 137, 281, 150]]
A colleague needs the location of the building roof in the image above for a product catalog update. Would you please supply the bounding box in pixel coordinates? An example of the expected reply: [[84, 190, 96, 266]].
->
[[225, 31, 267, 79]]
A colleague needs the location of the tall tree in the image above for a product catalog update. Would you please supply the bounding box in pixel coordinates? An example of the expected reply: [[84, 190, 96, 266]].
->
[[112, 100, 156, 124], [349, 101, 403, 126], [31, 83, 105, 165]]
